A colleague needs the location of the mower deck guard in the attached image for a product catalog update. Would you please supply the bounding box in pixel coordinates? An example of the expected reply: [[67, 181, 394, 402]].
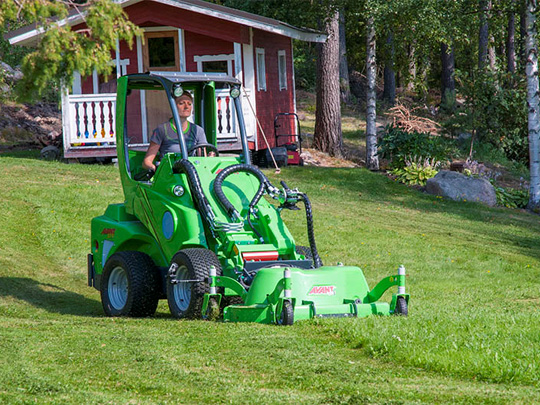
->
[[209, 265, 408, 324]]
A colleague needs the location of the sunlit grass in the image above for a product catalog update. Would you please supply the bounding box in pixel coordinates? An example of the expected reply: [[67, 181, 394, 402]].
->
[[1, 154, 539, 402]]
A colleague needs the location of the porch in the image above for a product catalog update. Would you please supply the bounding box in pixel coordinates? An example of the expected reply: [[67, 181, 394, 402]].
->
[[61, 87, 250, 159]]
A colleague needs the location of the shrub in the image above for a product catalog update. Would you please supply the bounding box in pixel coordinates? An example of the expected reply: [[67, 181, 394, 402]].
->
[[447, 70, 528, 164], [378, 125, 456, 169], [390, 157, 439, 186], [492, 184, 529, 209]]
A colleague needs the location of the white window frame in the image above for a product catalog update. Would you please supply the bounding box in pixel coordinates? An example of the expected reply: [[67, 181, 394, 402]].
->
[[193, 54, 234, 76], [278, 50, 287, 90], [256, 48, 266, 91]]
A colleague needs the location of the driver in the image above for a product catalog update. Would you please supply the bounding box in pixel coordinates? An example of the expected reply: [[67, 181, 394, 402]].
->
[[142, 92, 208, 171]]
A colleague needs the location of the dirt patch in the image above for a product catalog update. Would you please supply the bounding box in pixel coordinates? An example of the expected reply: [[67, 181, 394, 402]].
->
[[0, 101, 61, 152]]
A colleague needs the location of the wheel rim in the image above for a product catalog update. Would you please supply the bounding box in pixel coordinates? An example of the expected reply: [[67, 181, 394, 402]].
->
[[108, 266, 128, 310], [172, 265, 191, 312]]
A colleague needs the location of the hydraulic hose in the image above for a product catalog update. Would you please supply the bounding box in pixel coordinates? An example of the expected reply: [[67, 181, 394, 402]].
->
[[172, 159, 215, 226], [299, 192, 323, 268], [213, 164, 271, 217], [214, 164, 272, 242]]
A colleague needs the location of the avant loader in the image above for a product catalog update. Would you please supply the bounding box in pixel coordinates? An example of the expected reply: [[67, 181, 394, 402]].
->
[[88, 72, 409, 324]]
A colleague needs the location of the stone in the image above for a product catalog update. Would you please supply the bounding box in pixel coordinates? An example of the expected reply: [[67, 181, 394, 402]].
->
[[426, 170, 497, 206]]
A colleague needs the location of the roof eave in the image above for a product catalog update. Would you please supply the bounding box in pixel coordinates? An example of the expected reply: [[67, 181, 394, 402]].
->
[[7, 0, 327, 46]]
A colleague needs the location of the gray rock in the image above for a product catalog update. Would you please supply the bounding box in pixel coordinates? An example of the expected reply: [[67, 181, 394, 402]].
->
[[0, 62, 23, 81], [426, 170, 497, 206]]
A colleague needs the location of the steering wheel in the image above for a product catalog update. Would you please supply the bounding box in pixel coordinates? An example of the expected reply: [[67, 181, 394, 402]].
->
[[188, 143, 219, 157]]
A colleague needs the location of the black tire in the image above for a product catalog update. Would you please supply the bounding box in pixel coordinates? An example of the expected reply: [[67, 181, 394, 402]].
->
[[395, 297, 408, 316], [101, 251, 160, 317], [166, 248, 222, 319], [277, 300, 294, 326], [295, 245, 313, 260]]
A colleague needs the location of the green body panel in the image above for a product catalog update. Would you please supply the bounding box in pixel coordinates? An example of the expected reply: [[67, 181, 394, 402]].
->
[[90, 203, 167, 275]]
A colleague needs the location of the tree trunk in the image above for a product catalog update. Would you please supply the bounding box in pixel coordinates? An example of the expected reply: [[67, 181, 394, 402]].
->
[[520, 0, 527, 67], [507, 4, 517, 73], [313, 11, 343, 157], [338, 9, 351, 104], [478, 0, 490, 70], [526, 0, 540, 210], [441, 41, 455, 110], [383, 30, 396, 105], [407, 43, 416, 91], [365, 15, 379, 171]]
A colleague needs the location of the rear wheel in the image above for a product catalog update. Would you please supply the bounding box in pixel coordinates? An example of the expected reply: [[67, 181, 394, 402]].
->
[[167, 248, 222, 319], [101, 251, 160, 317], [395, 297, 408, 316]]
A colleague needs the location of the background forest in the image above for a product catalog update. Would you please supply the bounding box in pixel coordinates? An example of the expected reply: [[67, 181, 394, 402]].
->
[[0, 0, 538, 209]]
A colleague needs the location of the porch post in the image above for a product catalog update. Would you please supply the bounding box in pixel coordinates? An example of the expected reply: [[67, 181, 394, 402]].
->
[[179, 29, 186, 72], [136, 35, 148, 143]]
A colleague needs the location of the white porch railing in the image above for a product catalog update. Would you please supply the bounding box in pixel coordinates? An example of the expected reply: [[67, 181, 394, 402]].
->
[[62, 93, 117, 147]]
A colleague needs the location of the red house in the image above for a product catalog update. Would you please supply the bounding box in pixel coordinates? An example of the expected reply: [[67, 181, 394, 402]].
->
[[6, 0, 325, 160]]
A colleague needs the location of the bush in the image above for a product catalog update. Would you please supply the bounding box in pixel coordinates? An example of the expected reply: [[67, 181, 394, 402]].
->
[[389, 157, 439, 186], [378, 125, 456, 169], [447, 70, 528, 164], [492, 184, 529, 209]]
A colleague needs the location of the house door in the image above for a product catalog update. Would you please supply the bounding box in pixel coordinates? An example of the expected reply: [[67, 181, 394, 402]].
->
[[143, 31, 180, 135]]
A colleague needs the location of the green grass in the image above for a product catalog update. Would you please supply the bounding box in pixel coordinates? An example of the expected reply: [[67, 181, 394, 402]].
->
[[1, 154, 539, 403]]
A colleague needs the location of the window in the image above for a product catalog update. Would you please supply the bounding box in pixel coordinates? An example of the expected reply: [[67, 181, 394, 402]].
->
[[278, 50, 287, 90], [143, 31, 179, 71], [256, 48, 266, 91], [202, 60, 228, 73]]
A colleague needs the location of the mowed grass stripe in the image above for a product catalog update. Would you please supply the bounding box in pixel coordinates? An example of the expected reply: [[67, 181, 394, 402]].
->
[[0, 154, 539, 403]]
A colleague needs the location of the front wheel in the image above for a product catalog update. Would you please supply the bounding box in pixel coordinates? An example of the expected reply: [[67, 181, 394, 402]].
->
[[101, 251, 160, 317], [167, 248, 222, 319], [276, 300, 294, 326], [394, 296, 408, 316]]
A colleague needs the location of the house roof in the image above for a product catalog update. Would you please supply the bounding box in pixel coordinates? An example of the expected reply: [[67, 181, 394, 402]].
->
[[6, 0, 326, 46]]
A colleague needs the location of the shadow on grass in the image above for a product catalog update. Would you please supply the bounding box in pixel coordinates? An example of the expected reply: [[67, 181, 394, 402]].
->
[[0, 148, 42, 159], [0, 277, 102, 317]]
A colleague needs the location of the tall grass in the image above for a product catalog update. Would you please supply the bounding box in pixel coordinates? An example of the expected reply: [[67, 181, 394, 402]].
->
[[1, 153, 539, 403]]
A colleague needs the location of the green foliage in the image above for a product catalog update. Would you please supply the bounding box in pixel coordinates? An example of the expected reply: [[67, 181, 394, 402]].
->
[[378, 124, 457, 169], [390, 158, 439, 186], [448, 70, 528, 163], [0, 0, 142, 101], [492, 184, 529, 209]]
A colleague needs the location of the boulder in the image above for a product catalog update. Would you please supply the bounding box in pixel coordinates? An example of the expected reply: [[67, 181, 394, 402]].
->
[[426, 170, 497, 206], [0, 62, 23, 82]]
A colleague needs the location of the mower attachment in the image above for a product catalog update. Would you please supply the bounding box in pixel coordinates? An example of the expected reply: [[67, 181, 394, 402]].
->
[[203, 265, 408, 325]]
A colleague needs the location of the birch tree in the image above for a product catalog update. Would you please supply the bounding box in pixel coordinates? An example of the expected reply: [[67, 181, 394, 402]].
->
[[365, 13, 379, 171], [525, 0, 540, 210]]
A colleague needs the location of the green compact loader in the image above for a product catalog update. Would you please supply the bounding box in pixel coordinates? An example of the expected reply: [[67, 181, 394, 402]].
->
[[88, 72, 409, 324]]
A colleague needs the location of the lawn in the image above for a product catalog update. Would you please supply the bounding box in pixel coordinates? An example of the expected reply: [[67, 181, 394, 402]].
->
[[1, 153, 539, 403]]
